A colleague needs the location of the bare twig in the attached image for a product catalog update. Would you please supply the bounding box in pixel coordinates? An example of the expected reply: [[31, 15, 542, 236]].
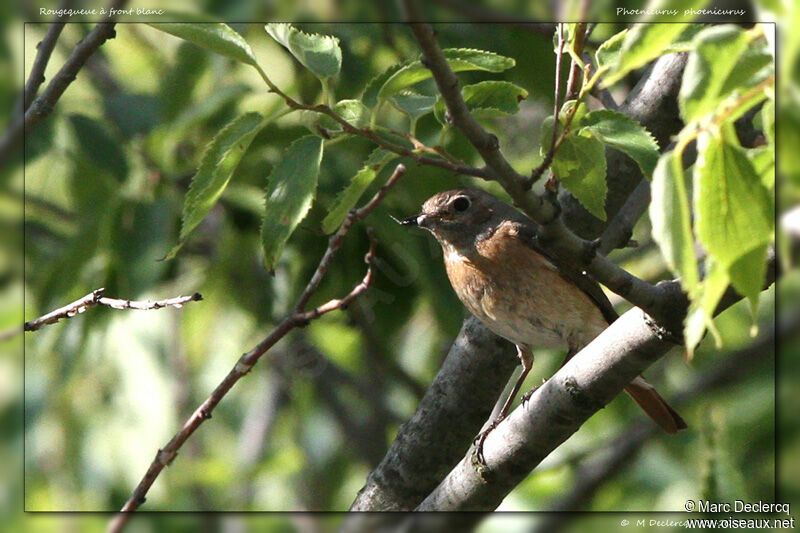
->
[[22, 288, 202, 333], [529, 23, 565, 188], [0, 0, 127, 169], [107, 164, 406, 530]]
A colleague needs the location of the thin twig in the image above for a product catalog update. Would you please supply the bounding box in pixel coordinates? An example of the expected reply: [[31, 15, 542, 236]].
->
[[107, 164, 406, 530], [529, 23, 566, 188], [22, 289, 202, 333], [0, 0, 127, 169]]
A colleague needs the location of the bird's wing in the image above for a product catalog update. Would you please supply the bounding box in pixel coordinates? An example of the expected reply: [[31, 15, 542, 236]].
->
[[510, 221, 619, 324]]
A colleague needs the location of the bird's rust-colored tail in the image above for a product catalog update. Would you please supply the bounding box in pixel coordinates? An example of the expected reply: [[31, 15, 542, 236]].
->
[[624, 376, 687, 434]]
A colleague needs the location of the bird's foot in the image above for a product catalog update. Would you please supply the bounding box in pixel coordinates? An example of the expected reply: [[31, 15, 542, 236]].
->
[[521, 383, 543, 406], [472, 416, 504, 467]]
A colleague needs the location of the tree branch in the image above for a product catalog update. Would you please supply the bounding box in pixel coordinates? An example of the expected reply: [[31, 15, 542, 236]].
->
[[23, 0, 70, 110], [0, 0, 127, 169], [107, 165, 406, 530], [597, 179, 651, 255], [20, 288, 202, 333]]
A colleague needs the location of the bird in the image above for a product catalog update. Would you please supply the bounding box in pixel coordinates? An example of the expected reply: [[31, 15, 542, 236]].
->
[[399, 187, 686, 461]]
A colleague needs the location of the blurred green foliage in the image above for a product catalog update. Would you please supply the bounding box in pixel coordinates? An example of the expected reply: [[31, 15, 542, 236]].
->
[[0, 0, 793, 531]]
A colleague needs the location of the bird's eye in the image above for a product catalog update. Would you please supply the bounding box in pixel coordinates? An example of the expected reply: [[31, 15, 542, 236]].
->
[[452, 196, 471, 212]]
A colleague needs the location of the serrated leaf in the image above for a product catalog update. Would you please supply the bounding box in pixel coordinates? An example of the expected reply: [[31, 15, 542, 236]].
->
[[595, 28, 627, 71], [461, 81, 528, 114], [321, 149, 395, 234], [694, 131, 774, 269], [362, 60, 414, 109], [148, 23, 257, 66], [390, 91, 438, 120], [164, 112, 265, 260], [650, 151, 699, 293], [679, 25, 755, 123], [434, 81, 528, 124], [551, 133, 608, 220], [318, 99, 371, 132], [378, 48, 515, 100], [261, 136, 324, 270], [580, 109, 660, 179], [265, 23, 341, 80]]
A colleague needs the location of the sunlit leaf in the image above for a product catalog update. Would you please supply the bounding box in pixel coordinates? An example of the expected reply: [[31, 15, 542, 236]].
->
[[265, 23, 342, 80], [148, 23, 257, 66], [378, 48, 515, 100], [694, 131, 774, 269], [650, 151, 699, 292], [580, 109, 660, 179]]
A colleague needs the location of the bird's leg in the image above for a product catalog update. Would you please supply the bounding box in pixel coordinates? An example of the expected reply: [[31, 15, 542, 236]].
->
[[473, 345, 534, 466]]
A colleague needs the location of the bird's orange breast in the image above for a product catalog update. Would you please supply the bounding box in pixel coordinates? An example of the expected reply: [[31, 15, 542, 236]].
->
[[442, 222, 607, 350]]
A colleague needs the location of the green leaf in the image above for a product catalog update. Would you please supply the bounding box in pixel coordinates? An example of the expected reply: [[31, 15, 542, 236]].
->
[[321, 148, 395, 234], [318, 99, 371, 132], [550, 132, 608, 221], [378, 48, 515, 100], [595, 28, 627, 72], [650, 151, 699, 292], [390, 91, 438, 121], [679, 25, 755, 123], [148, 23, 257, 66], [261, 136, 324, 270], [164, 112, 265, 260], [684, 259, 729, 357], [434, 81, 528, 124], [728, 243, 768, 318], [461, 80, 528, 115], [694, 131, 774, 269], [265, 23, 342, 80], [580, 109, 660, 179], [749, 146, 775, 191], [362, 60, 414, 109], [603, 10, 703, 87]]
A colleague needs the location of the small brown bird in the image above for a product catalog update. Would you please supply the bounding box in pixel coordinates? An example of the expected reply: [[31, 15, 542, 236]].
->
[[401, 188, 686, 459]]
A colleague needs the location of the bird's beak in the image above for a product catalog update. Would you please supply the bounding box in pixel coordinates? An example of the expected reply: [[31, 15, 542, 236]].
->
[[400, 214, 420, 226], [390, 213, 422, 227]]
